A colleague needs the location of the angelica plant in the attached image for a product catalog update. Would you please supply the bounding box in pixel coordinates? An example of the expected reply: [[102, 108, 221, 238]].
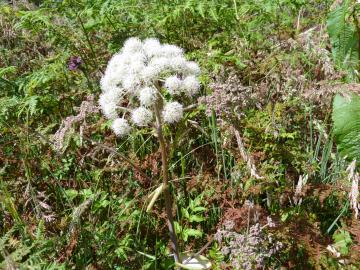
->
[[99, 37, 201, 265]]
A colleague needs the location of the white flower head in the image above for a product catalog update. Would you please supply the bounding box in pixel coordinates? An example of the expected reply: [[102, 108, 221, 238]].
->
[[164, 76, 182, 95], [139, 87, 158, 107], [182, 75, 200, 96], [131, 107, 153, 126], [106, 53, 125, 71], [112, 118, 131, 137], [122, 75, 138, 92], [162, 102, 183, 123], [122, 37, 143, 54], [150, 57, 170, 73], [128, 61, 146, 77], [100, 101, 117, 119], [141, 65, 160, 81], [131, 52, 147, 63], [186, 61, 201, 75], [143, 38, 162, 58], [100, 71, 121, 92], [161, 44, 184, 57], [99, 90, 124, 119], [99, 37, 201, 136], [170, 56, 187, 72]]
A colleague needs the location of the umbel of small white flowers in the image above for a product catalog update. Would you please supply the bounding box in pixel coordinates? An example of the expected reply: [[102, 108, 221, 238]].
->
[[99, 37, 201, 136]]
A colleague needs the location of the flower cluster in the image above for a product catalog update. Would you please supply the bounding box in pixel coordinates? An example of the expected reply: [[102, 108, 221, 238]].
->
[[214, 215, 283, 270], [68, 56, 82, 71], [99, 37, 201, 136], [198, 68, 257, 124]]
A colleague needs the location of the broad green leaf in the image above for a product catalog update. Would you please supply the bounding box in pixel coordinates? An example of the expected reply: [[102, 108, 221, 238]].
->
[[192, 206, 206, 213], [184, 228, 202, 238], [64, 189, 79, 200], [189, 215, 204, 223], [332, 93, 360, 160], [181, 208, 190, 219]]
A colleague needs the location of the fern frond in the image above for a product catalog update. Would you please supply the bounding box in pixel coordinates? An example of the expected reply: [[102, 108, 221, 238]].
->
[[327, 0, 359, 78]]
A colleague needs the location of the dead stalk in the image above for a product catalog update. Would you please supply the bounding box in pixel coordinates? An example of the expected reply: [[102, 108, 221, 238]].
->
[[232, 126, 263, 180]]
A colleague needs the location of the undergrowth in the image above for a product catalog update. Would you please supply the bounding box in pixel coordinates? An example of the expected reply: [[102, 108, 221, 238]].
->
[[1, 0, 360, 269]]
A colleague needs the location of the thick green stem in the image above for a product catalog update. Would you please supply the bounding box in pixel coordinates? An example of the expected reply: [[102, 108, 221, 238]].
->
[[154, 99, 180, 264]]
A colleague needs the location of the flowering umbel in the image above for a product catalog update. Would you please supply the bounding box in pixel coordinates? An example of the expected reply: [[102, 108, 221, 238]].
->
[[99, 37, 201, 136]]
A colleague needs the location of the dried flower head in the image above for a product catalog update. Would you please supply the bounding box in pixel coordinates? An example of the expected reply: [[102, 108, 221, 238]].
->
[[99, 37, 201, 136]]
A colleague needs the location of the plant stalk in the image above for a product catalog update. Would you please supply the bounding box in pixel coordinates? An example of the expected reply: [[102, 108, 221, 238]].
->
[[154, 99, 180, 264]]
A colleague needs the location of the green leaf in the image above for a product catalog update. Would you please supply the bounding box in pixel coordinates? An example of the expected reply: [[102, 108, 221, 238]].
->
[[332, 93, 360, 160], [189, 215, 204, 223], [281, 212, 289, 222], [327, 0, 358, 76], [181, 208, 190, 219], [184, 228, 202, 238], [80, 188, 93, 198], [333, 229, 352, 255], [197, 2, 205, 18], [192, 206, 206, 213], [174, 221, 182, 235], [64, 189, 78, 201]]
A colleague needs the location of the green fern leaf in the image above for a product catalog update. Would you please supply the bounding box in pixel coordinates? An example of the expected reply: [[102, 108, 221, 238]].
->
[[327, 0, 359, 76]]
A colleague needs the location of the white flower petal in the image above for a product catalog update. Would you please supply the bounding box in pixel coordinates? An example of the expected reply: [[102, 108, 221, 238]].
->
[[161, 44, 184, 57], [170, 56, 187, 72]]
